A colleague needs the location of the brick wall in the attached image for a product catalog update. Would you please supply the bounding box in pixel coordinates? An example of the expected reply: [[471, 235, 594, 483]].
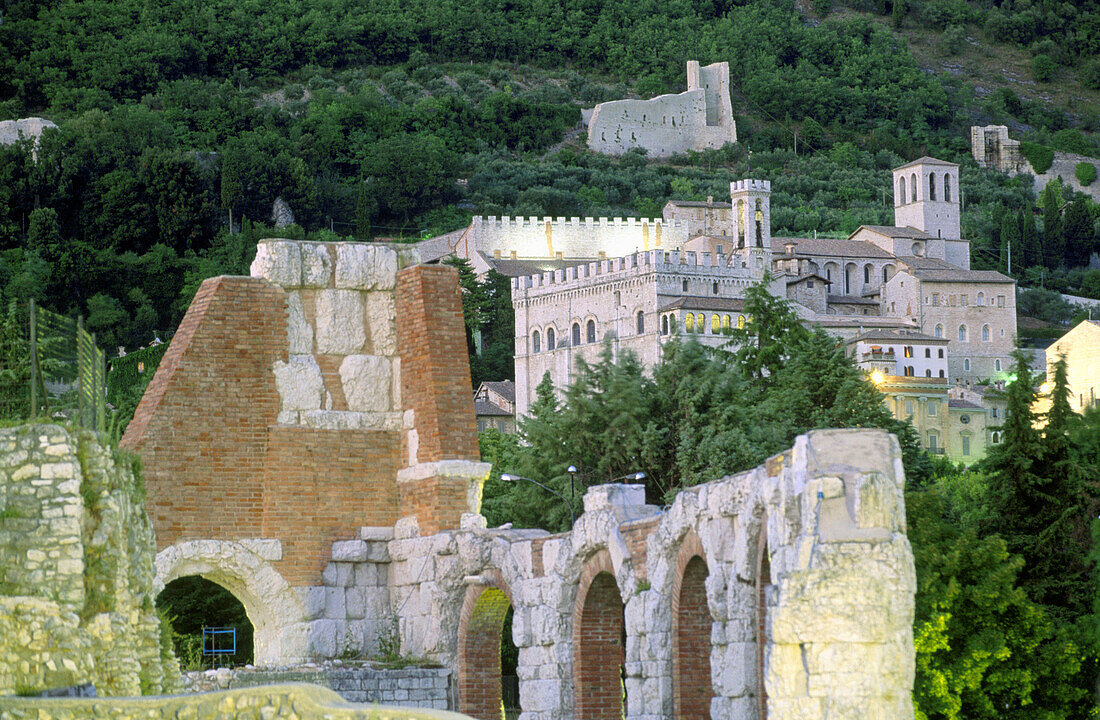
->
[[122, 276, 286, 547], [619, 517, 661, 582], [573, 551, 625, 720], [396, 264, 481, 533], [672, 554, 711, 720], [261, 427, 401, 586]]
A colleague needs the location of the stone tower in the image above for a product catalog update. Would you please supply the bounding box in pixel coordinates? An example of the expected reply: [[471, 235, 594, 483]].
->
[[731, 179, 771, 273], [893, 157, 960, 241]]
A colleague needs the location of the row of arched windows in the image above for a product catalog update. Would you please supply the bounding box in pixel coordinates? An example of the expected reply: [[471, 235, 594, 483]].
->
[[530, 319, 599, 353], [933, 323, 994, 342], [680, 313, 745, 334], [898, 172, 952, 205]]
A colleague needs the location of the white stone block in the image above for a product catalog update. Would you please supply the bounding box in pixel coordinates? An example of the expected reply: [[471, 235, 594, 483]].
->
[[331, 539, 369, 562], [366, 292, 397, 356], [324, 587, 346, 619], [251, 240, 301, 287], [308, 619, 338, 658], [339, 355, 392, 412], [296, 587, 326, 620], [300, 243, 332, 288], [272, 355, 323, 412], [286, 292, 313, 354], [360, 526, 395, 542], [335, 243, 398, 290], [315, 289, 366, 354]]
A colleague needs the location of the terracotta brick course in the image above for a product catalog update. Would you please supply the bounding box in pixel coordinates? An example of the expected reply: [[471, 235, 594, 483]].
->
[[573, 550, 625, 720]]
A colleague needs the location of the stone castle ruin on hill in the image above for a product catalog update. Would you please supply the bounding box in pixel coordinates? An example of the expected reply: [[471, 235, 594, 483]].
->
[[75, 238, 922, 719], [587, 61, 737, 158]]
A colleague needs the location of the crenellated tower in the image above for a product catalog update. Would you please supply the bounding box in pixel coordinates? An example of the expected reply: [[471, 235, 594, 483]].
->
[[730, 179, 772, 275]]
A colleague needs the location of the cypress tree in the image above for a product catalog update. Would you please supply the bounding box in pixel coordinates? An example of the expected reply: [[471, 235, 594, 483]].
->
[[1063, 199, 1095, 268], [999, 206, 1020, 273], [1019, 208, 1042, 268], [1040, 181, 1065, 269]]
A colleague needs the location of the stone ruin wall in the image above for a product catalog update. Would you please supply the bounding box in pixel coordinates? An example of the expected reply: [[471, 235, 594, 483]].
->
[[971, 124, 1100, 202], [587, 61, 737, 158], [0, 425, 180, 697]]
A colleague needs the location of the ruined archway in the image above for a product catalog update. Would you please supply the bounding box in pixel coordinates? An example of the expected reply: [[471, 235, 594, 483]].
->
[[672, 531, 713, 720], [573, 550, 626, 720], [155, 540, 308, 665], [457, 570, 516, 720]]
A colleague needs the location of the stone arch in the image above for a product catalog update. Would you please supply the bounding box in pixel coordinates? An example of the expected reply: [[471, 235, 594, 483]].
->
[[754, 513, 772, 720], [844, 263, 857, 295], [457, 568, 516, 720], [897, 176, 905, 205], [671, 529, 713, 720], [155, 540, 307, 665], [573, 550, 626, 720]]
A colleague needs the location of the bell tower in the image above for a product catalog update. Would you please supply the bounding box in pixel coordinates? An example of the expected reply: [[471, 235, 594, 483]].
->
[[893, 157, 960, 241], [730, 179, 771, 275]]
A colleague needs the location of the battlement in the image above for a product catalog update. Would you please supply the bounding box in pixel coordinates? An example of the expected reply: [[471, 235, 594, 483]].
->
[[511, 248, 758, 296], [471, 215, 686, 231], [731, 179, 771, 194]]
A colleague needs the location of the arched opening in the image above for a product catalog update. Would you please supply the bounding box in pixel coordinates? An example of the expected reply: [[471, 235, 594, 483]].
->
[[685, 314, 695, 333], [155, 540, 307, 665], [929, 173, 936, 201], [982, 324, 990, 342], [844, 263, 856, 295], [158, 576, 255, 667], [572, 322, 581, 346], [755, 523, 772, 720], [910, 173, 918, 202], [636, 311, 645, 335], [673, 538, 712, 720], [897, 176, 906, 205], [944, 173, 952, 202], [662, 315, 669, 335], [458, 577, 518, 720], [958, 325, 967, 342], [711, 314, 720, 334], [574, 565, 626, 720], [863, 264, 873, 287], [883, 264, 895, 283], [547, 327, 555, 351], [532, 330, 541, 353], [586, 319, 596, 343]]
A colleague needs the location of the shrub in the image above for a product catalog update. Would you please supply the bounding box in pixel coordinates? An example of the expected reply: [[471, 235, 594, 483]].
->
[[1076, 162, 1097, 187], [1032, 54, 1057, 82], [1020, 141, 1054, 173], [941, 24, 966, 55], [1082, 58, 1100, 91]]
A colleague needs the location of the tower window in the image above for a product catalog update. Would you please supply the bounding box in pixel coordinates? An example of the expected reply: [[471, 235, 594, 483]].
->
[[929, 173, 936, 201], [636, 311, 645, 334], [547, 327, 555, 350], [532, 330, 541, 353], [586, 319, 596, 343]]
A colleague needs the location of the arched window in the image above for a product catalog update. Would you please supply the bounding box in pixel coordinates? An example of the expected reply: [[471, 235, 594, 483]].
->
[[982, 324, 990, 342], [925, 369, 932, 377], [958, 325, 967, 342], [737, 315, 746, 329], [977, 292, 985, 306], [911, 173, 918, 202], [927, 431, 939, 451], [939, 369, 945, 378], [696, 314, 705, 332], [682, 279, 689, 293], [929, 173, 936, 201], [711, 314, 720, 334], [963, 358, 971, 372], [721, 315, 731, 332], [636, 311, 645, 334], [661, 315, 669, 335], [586, 319, 596, 343], [944, 173, 952, 202], [883, 265, 891, 283], [864, 264, 871, 284], [532, 330, 541, 353], [685, 314, 694, 333], [995, 358, 1001, 372], [572, 322, 581, 346], [547, 327, 555, 350], [898, 176, 906, 205]]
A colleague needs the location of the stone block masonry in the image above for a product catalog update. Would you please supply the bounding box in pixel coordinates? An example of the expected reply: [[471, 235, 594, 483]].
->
[[0, 425, 180, 697]]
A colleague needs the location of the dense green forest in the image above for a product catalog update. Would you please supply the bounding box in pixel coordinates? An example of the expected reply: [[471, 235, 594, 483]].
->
[[2, 0, 1100, 359]]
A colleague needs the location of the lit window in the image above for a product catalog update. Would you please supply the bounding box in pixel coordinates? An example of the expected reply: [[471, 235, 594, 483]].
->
[[722, 315, 731, 332], [532, 330, 541, 353], [711, 314, 720, 334], [685, 314, 694, 333], [696, 314, 706, 332], [737, 315, 746, 329], [904, 346, 914, 358]]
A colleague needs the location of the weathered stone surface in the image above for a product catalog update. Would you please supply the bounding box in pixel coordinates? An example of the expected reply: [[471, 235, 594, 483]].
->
[[315, 290, 366, 354], [286, 292, 313, 354], [250, 240, 301, 287], [334, 244, 398, 291], [366, 292, 397, 356], [339, 355, 392, 412], [272, 354, 324, 412], [300, 242, 332, 288]]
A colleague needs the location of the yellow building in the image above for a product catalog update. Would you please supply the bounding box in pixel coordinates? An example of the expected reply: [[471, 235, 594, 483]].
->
[[1039, 320, 1100, 415]]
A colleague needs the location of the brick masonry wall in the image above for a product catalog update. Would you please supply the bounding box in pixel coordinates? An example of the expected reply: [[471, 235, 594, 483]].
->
[[262, 427, 401, 586], [573, 551, 625, 720], [122, 275, 286, 551]]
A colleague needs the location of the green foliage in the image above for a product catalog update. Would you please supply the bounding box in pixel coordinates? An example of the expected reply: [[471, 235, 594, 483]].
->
[[106, 342, 168, 434], [1031, 54, 1058, 83], [940, 24, 966, 55], [156, 576, 254, 666], [1082, 58, 1100, 91], [1076, 162, 1098, 187], [1020, 141, 1055, 174]]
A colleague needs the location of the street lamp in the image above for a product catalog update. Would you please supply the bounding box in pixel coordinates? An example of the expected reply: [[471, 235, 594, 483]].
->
[[567, 465, 577, 502], [616, 471, 646, 482], [501, 473, 576, 528]]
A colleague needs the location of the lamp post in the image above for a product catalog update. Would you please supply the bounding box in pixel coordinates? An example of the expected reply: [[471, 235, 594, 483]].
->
[[501, 473, 576, 528], [567, 465, 577, 502]]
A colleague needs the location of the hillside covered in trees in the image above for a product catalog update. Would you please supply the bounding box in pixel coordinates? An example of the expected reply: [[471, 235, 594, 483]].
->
[[2, 0, 1099, 355]]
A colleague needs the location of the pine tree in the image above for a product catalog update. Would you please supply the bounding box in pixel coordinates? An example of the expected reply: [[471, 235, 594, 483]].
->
[[1040, 180, 1065, 269]]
